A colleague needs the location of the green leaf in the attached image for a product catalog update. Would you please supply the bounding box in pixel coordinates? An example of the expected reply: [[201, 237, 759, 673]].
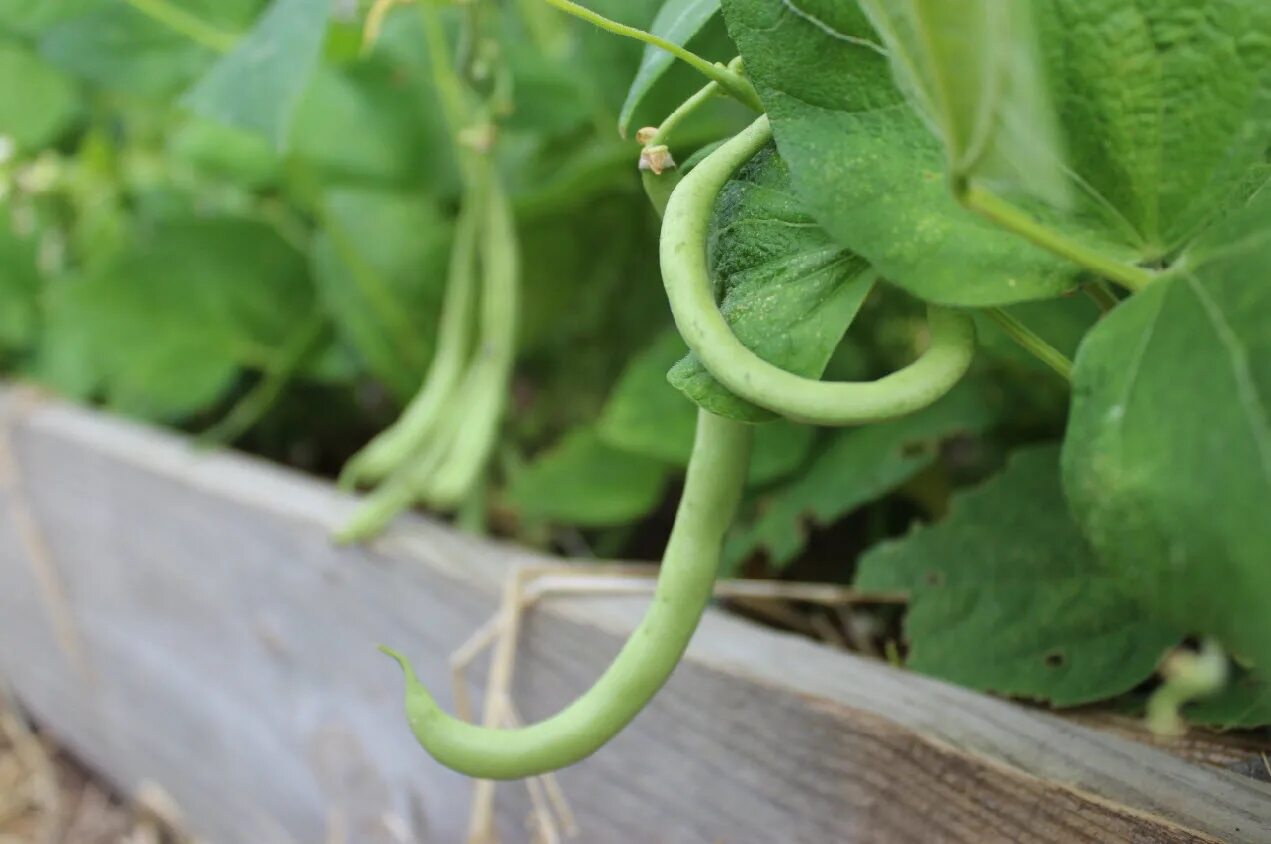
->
[[728, 380, 995, 569], [597, 328, 814, 486], [720, 0, 1082, 306], [617, 0, 719, 137], [183, 0, 330, 148], [36, 0, 258, 98], [667, 144, 874, 421], [507, 428, 668, 527], [1034, 0, 1271, 254], [1186, 670, 1271, 730], [166, 116, 281, 189], [0, 207, 40, 350], [857, 0, 1068, 206], [1062, 190, 1271, 675], [37, 216, 313, 419], [0, 41, 78, 151], [858, 446, 1180, 707], [0, 0, 100, 37], [288, 63, 436, 185], [311, 188, 450, 399]]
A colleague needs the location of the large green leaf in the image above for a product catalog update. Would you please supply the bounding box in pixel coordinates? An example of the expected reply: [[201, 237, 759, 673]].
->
[[506, 428, 668, 527], [617, 0, 719, 137], [1034, 0, 1271, 254], [857, 0, 1067, 206], [0, 41, 78, 151], [310, 188, 450, 399], [183, 0, 330, 147], [37, 216, 313, 419], [1062, 190, 1271, 675], [727, 380, 994, 569], [36, 0, 258, 97], [859, 446, 1180, 706], [667, 144, 874, 421], [723, 0, 1271, 302], [597, 328, 814, 486], [289, 62, 440, 186], [720, 0, 1082, 306]]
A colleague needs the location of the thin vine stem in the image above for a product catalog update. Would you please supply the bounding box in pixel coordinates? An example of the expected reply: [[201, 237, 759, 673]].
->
[[540, 0, 762, 111], [198, 312, 329, 446], [1084, 279, 1120, 313], [984, 308, 1072, 382], [120, 0, 237, 52], [959, 183, 1154, 294]]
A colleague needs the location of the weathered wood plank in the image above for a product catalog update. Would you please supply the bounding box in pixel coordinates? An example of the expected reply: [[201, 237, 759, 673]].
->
[[0, 387, 1267, 843]]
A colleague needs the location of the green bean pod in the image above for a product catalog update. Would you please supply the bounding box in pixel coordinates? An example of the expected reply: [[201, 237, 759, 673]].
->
[[383, 409, 752, 779], [661, 114, 977, 426]]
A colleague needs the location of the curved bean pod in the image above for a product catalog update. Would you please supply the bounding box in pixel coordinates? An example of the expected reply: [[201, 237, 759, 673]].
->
[[661, 114, 977, 426], [383, 409, 753, 779]]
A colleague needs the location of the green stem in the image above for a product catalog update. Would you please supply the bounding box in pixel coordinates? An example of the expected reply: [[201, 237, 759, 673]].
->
[[640, 69, 731, 216], [540, 0, 762, 112], [662, 115, 977, 425], [1085, 279, 1120, 313], [121, 0, 237, 52], [198, 312, 328, 446], [984, 308, 1072, 382], [418, 2, 483, 185], [959, 183, 1153, 294], [383, 409, 753, 779]]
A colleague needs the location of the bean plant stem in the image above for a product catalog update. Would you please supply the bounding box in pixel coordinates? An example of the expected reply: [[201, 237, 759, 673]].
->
[[121, 0, 237, 52], [540, 0, 763, 112], [959, 183, 1154, 293], [1084, 279, 1120, 313], [383, 409, 754, 779], [983, 308, 1073, 382], [198, 312, 329, 446]]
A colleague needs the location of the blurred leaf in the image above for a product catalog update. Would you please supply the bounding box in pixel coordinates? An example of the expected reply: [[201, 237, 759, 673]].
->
[[0, 0, 100, 36], [727, 380, 995, 568], [37, 0, 258, 97], [1186, 670, 1271, 729], [857, 446, 1180, 707], [507, 427, 668, 527], [37, 216, 312, 419], [1062, 189, 1271, 676], [618, 0, 719, 137], [668, 144, 873, 421], [599, 328, 814, 485], [289, 63, 434, 185], [166, 116, 281, 188], [184, 0, 330, 147], [0, 207, 40, 350], [0, 41, 79, 150], [598, 329, 698, 460], [311, 187, 450, 399]]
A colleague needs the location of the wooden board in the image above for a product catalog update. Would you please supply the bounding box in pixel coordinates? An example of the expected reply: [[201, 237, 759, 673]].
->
[[0, 386, 1268, 843]]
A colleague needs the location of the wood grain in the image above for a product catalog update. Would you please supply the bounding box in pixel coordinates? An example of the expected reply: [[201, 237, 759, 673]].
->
[[0, 387, 1267, 843]]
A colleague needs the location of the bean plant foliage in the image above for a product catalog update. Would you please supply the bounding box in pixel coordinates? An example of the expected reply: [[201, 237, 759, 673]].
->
[[3, 0, 1270, 777]]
